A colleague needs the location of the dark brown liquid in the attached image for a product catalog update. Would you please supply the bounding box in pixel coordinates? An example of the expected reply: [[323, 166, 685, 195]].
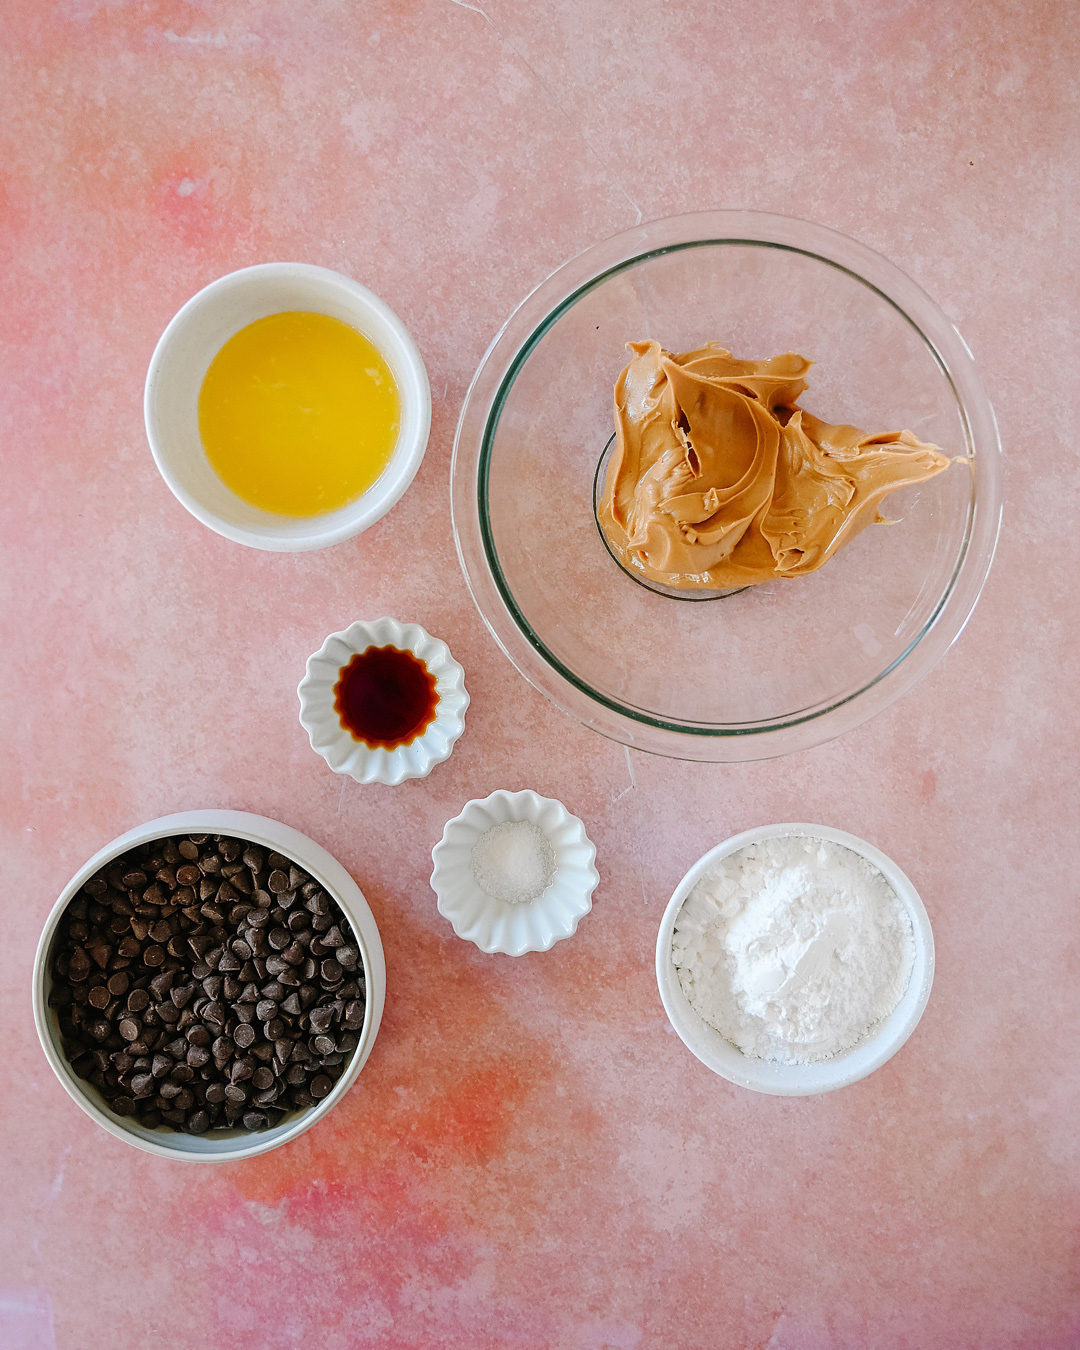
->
[[333, 646, 439, 749]]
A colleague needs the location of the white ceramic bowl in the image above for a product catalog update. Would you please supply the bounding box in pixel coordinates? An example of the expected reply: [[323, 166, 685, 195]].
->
[[655, 823, 934, 1095], [298, 618, 469, 786], [144, 263, 431, 551], [431, 789, 598, 956], [33, 810, 386, 1161]]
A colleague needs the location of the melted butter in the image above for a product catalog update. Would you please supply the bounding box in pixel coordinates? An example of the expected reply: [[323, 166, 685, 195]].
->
[[199, 311, 400, 516], [598, 340, 951, 589]]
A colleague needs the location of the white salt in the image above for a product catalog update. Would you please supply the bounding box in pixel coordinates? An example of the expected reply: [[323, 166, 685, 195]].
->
[[471, 820, 556, 905], [672, 835, 914, 1064]]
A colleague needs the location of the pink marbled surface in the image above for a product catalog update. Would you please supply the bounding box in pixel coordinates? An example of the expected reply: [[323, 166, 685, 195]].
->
[[1, 2, 1078, 1346]]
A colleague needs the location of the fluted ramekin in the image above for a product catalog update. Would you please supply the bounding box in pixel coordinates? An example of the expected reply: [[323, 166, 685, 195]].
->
[[431, 789, 598, 956], [298, 618, 468, 786]]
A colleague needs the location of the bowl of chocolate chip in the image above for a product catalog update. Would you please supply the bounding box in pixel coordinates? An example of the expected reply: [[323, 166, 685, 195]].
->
[[33, 810, 385, 1161]]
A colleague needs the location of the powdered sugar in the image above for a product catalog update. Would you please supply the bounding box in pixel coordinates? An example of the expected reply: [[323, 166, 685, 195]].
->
[[671, 835, 914, 1064]]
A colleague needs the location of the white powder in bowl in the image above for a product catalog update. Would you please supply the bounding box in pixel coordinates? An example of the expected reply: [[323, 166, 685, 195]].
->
[[471, 820, 556, 905], [671, 835, 915, 1064]]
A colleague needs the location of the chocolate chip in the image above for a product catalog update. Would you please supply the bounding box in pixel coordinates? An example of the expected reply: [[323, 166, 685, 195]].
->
[[185, 1109, 210, 1133], [143, 945, 165, 968], [310, 1075, 333, 1100], [118, 1018, 141, 1042], [233, 1023, 256, 1049]]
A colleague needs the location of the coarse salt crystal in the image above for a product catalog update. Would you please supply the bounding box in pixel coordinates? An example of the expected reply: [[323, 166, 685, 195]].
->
[[471, 820, 556, 905]]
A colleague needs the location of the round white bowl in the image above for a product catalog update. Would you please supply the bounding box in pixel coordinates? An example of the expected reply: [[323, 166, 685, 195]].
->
[[655, 823, 934, 1095], [33, 810, 386, 1161], [298, 618, 469, 786], [431, 789, 599, 956], [144, 263, 431, 551]]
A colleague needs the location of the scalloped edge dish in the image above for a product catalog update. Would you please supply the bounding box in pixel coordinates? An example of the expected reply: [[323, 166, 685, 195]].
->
[[298, 618, 469, 785], [431, 790, 598, 956]]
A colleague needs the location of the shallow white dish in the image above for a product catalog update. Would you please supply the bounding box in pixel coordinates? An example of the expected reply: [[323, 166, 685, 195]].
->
[[144, 262, 430, 552], [298, 618, 468, 786], [33, 810, 386, 1161], [431, 790, 598, 956], [655, 822, 934, 1096]]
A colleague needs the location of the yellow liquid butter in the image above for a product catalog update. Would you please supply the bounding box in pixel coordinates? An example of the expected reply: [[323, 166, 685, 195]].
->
[[198, 311, 400, 516]]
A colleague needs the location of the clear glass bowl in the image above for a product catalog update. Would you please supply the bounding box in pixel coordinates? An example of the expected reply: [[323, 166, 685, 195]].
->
[[451, 212, 1002, 762]]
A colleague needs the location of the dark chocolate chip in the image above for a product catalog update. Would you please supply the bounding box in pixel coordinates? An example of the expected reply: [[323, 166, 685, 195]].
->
[[233, 1023, 256, 1049]]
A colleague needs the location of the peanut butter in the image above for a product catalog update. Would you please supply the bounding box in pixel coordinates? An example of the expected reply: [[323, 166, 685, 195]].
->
[[598, 341, 951, 590]]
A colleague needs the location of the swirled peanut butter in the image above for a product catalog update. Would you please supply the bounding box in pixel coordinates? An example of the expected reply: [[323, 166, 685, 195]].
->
[[598, 341, 951, 590]]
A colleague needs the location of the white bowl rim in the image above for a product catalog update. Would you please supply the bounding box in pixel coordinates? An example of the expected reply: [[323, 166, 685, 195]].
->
[[297, 617, 470, 785], [654, 821, 935, 1095], [430, 788, 599, 956], [144, 262, 431, 552], [33, 809, 386, 1161]]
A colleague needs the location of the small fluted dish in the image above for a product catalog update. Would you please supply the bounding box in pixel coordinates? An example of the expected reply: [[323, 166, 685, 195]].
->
[[431, 790, 598, 956], [298, 618, 469, 786]]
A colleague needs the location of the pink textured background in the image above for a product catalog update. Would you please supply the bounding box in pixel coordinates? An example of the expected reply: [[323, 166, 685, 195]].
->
[[2, 2, 1078, 1346]]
